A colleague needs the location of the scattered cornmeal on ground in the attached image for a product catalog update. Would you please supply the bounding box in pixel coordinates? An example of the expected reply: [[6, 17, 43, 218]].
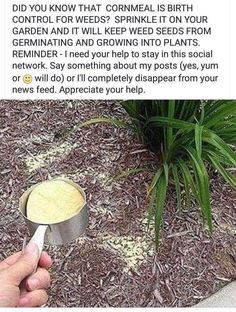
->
[[103, 234, 154, 271], [26, 180, 85, 224], [25, 142, 78, 172]]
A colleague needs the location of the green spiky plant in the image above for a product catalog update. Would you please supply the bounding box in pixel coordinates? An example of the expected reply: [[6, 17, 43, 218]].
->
[[80, 100, 236, 247]]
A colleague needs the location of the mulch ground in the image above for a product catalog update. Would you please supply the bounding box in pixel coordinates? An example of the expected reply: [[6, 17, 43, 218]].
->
[[0, 100, 235, 307]]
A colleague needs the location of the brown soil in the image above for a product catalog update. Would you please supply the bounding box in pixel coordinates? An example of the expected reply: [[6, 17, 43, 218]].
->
[[0, 100, 235, 307]]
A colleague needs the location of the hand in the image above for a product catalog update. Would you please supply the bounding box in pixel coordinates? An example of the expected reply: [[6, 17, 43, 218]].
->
[[0, 243, 52, 307]]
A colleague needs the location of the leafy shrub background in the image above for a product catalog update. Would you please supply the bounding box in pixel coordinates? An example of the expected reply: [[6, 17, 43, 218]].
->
[[81, 101, 236, 247]]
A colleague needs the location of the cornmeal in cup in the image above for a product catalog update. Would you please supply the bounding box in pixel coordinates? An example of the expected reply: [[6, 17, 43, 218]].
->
[[26, 180, 85, 224]]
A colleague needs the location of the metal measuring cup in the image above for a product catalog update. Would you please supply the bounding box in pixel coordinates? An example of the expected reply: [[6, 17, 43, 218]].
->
[[19, 178, 88, 256]]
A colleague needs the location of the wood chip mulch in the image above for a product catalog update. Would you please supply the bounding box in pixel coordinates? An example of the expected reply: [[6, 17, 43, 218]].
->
[[0, 100, 235, 307]]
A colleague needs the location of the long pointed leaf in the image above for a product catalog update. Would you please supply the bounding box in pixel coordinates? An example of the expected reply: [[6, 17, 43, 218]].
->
[[204, 102, 236, 126], [113, 167, 151, 181], [195, 123, 203, 157], [185, 147, 213, 232], [203, 131, 236, 166], [166, 101, 175, 150], [78, 117, 128, 129], [178, 159, 207, 211], [148, 168, 163, 195], [207, 154, 236, 188], [155, 170, 168, 248], [172, 164, 182, 211], [146, 117, 195, 130]]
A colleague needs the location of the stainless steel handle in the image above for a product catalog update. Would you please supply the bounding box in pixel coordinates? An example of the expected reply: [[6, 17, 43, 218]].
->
[[28, 225, 48, 258]]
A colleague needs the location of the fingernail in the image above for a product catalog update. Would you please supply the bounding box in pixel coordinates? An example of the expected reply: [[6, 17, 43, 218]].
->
[[28, 277, 39, 290], [24, 242, 39, 257], [19, 297, 29, 307]]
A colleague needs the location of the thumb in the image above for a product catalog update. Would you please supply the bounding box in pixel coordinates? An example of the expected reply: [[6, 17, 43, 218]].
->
[[7, 243, 39, 285]]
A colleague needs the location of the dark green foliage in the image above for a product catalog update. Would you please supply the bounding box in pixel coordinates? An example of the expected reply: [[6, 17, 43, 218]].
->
[[80, 100, 236, 247], [122, 100, 236, 246]]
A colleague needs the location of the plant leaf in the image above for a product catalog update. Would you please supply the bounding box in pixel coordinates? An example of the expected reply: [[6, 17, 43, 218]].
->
[[195, 123, 203, 157], [172, 164, 182, 211], [178, 160, 199, 206], [207, 153, 236, 188], [77, 117, 128, 129], [166, 101, 175, 150], [203, 131, 236, 166], [155, 170, 168, 248], [113, 167, 151, 181], [185, 147, 213, 232], [146, 117, 195, 130], [204, 102, 236, 127], [148, 168, 163, 195]]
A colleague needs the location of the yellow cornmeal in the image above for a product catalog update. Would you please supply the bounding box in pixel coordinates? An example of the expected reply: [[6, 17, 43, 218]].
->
[[27, 180, 85, 224]]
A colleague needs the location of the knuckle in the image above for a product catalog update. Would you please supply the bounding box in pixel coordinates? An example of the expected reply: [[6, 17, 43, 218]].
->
[[43, 270, 51, 288], [41, 268, 51, 283], [40, 290, 48, 305], [36, 268, 51, 288], [26, 268, 51, 291], [29, 290, 48, 307]]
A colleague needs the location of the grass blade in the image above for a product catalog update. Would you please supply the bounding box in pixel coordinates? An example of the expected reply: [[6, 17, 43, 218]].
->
[[195, 123, 203, 157], [172, 164, 182, 211], [148, 168, 163, 195], [113, 167, 151, 181], [166, 101, 175, 150], [155, 170, 168, 248], [203, 131, 236, 166], [77, 117, 128, 129], [204, 102, 236, 126], [185, 147, 213, 232], [178, 160, 200, 205], [146, 117, 195, 130], [207, 154, 236, 188]]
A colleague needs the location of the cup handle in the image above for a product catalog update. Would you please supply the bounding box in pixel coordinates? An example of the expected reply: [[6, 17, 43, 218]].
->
[[28, 225, 48, 257]]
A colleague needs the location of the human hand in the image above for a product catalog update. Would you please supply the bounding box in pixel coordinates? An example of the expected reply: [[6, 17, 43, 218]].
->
[[0, 243, 52, 307]]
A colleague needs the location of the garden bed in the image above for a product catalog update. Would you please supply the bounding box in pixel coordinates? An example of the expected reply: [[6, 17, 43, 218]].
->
[[0, 100, 235, 307]]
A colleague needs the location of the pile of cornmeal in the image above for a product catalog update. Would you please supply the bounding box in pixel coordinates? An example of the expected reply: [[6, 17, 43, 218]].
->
[[27, 180, 85, 224]]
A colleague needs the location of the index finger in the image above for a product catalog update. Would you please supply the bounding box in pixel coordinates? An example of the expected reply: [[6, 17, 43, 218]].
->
[[0, 250, 52, 271], [0, 251, 22, 270]]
